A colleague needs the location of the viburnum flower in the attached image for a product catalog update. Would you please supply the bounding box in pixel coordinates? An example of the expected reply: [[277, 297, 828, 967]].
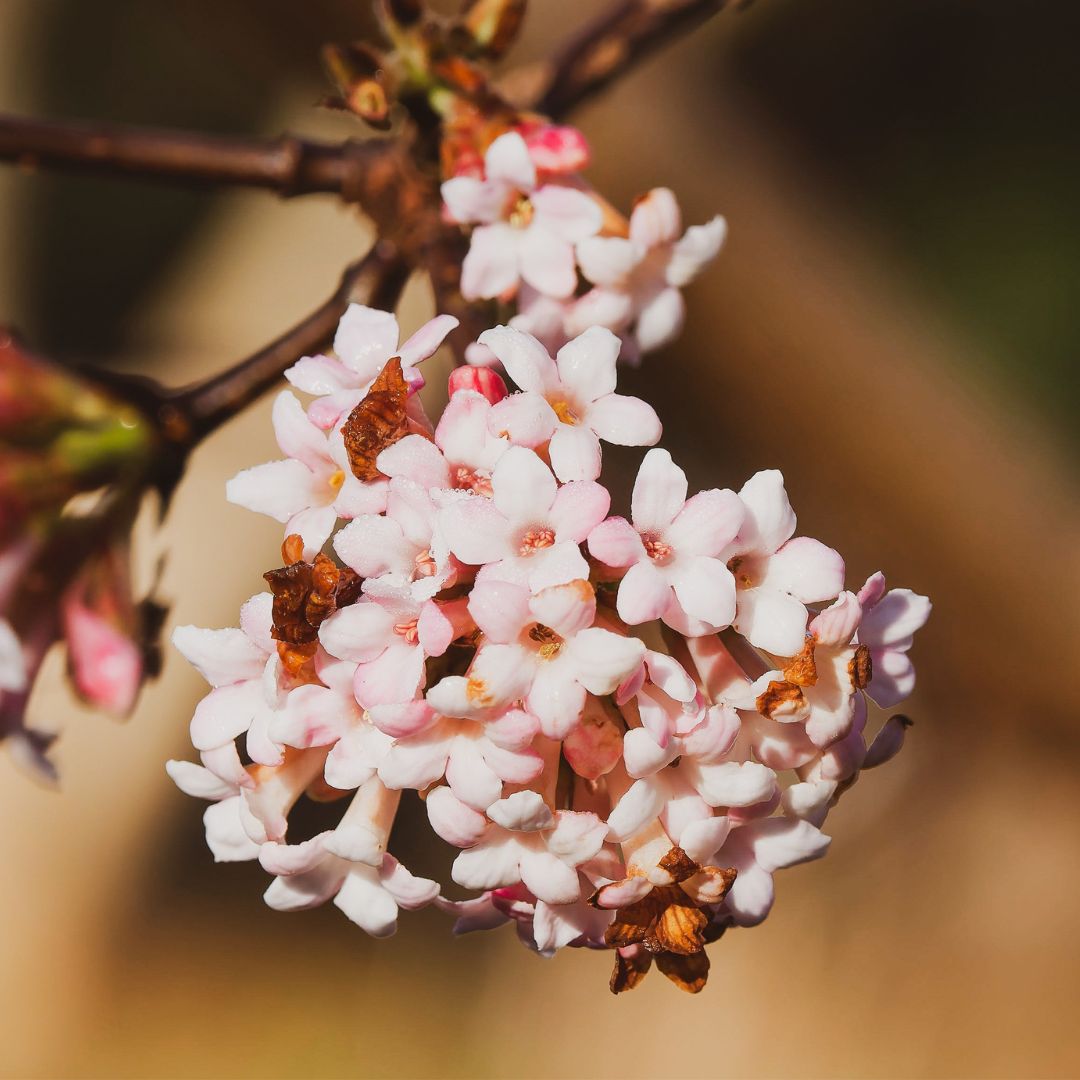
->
[[442, 130, 602, 300], [855, 572, 933, 708], [570, 187, 726, 360], [589, 448, 744, 634], [479, 324, 662, 482]]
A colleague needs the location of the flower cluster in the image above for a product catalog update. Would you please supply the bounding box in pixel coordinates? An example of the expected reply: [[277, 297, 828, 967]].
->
[[442, 127, 726, 365], [169, 302, 930, 994]]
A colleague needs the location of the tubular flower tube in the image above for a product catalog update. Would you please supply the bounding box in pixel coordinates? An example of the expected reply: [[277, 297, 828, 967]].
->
[[170, 299, 930, 993]]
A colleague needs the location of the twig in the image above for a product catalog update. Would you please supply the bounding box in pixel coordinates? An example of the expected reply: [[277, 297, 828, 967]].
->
[[0, 112, 390, 201], [531, 0, 731, 118]]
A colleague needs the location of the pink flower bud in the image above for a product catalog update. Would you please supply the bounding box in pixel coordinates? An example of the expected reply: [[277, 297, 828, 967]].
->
[[447, 365, 508, 404], [63, 600, 142, 717], [522, 125, 590, 174]]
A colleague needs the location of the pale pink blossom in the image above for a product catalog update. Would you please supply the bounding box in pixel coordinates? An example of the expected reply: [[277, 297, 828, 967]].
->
[[589, 449, 744, 634], [570, 187, 726, 358], [520, 124, 590, 175], [285, 304, 457, 430], [480, 325, 661, 481], [442, 131, 602, 300], [856, 572, 932, 708], [724, 469, 846, 656], [438, 446, 608, 590], [61, 600, 141, 717], [615, 648, 700, 748]]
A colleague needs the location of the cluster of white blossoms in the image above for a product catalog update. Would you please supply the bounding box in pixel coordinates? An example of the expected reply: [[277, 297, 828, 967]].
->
[[168, 295, 930, 993]]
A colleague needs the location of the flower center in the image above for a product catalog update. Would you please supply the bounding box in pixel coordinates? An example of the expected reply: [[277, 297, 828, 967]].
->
[[519, 526, 555, 556], [643, 535, 673, 562], [328, 468, 346, 491], [528, 622, 563, 659], [509, 196, 535, 228], [453, 465, 493, 497], [394, 619, 419, 645], [726, 555, 753, 588], [414, 549, 438, 578], [549, 398, 580, 425]]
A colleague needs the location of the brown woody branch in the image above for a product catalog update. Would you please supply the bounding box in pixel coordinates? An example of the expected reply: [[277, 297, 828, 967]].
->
[[531, 0, 732, 118], [0, 112, 391, 201]]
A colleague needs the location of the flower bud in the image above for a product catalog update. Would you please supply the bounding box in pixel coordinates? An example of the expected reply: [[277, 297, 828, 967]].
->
[[447, 364, 508, 404]]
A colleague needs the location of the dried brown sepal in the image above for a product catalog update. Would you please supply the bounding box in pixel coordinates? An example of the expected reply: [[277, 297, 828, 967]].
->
[[655, 949, 710, 994], [783, 638, 818, 686], [341, 357, 410, 481], [756, 679, 806, 719], [609, 947, 652, 995], [605, 885, 708, 956], [264, 552, 361, 645], [281, 533, 305, 566], [849, 643, 873, 689], [657, 844, 700, 883], [277, 641, 317, 680]]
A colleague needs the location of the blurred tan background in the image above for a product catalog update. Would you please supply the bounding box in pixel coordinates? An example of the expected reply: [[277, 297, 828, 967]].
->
[[1, 1, 1079, 1077]]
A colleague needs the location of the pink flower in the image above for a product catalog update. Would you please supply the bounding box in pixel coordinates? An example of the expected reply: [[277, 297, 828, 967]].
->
[[725, 469, 846, 656], [519, 123, 590, 175], [570, 187, 726, 358], [427, 578, 645, 738], [856, 572, 932, 708], [442, 131, 602, 299], [450, 790, 607, 906], [438, 445, 608, 591], [480, 325, 662, 481], [285, 304, 457, 430], [588, 448, 744, 634], [225, 391, 386, 560]]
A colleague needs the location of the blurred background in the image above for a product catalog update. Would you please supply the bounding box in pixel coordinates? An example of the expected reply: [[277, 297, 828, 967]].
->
[[1, 1, 1078, 1077]]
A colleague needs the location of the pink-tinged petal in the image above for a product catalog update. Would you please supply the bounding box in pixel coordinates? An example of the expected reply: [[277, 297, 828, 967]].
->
[[681, 704, 740, 762], [483, 740, 544, 786], [239, 592, 274, 653], [318, 603, 393, 663], [690, 760, 777, 808], [659, 780, 713, 844], [734, 586, 809, 656], [548, 480, 610, 543], [285, 505, 338, 562], [199, 742, 251, 790], [519, 227, 577, 299], [448, 365, 508, 404], [622, 726, 679, 778], [441, 174, 505, 223], [668, 489, 744, 558], [485, 707, 540, 750], [671, 556, 737, 628], [617, 560, 672, 625], [380, 854, 440, 909], [808, 591, 861, 647], [258, 833, 331, 876], [570, 628, 646, 696], [416, 601, 454, 657], [867, 649, 917, 709], [264, 860, 345, 911], [522, 541, 593, 592], [575, 236, 640, 287], [398, 313, 458, 366], [453, 832, 524, 890], [189, 682, 262, 751], [271, 391, 330, 472], [606, 778, 665, 842], [588, 516, 645, 568], [333, 304, 398, 380], [375, 434, 450, 489], [629, 187, 682, 247], [644, 650, 697, 703], [333, 472, 388, 520], [547, 810, 607, 865], [533, 898, 611, 955], [634, 286, 685, 353], [354, 640, 424, 708], [334, 868, 401, 938], [439, 495, 514, 566], [554, 325, 620, 402], [635, 685, 679, 746], [204, 797, 261, 862], [378, 734, 450, 793], [271, 684, 354, 748], [765, 536, 846, 606], [547, 423, 601, 482], [860, 587, 932, 647], [530, 185, 602, 242], [484, 130, 536, 190], [489, 789, 554, 831], [523, 124, 589, 173], [487, 392, 559, 448], [857, 570, 888, 609], [723, 862, 775, 927], [666, 216, 727, 287], [781, 780, 837, 827], [427, 785, 489, 847], [527, 661, 587, 739], [461, 223, 521, 300], [469, 579, 531, 643], [446, 738, 503, 810], [324, 726, 390, 789], [477, 325, 558, 394], [736, 470, 797, 555], [594, 875, 653, 909], [679, 815, 732, 864], [519, 849, 582, 905], [631, 448, 687, 533], [284, 353, 355, 396], [426, 644, 532, 720], [166, 759, 235, 801], [747, 816, 831, 872], [172, 625, 266, 688], [491, 445, 557, 522], [225, 459, 316, 522], [864, 714, 910, 769], [367, 698, 436, 738], [529, 579, 596, 639], [566, 286, 635, 336], [584, 394, 662, 447]]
